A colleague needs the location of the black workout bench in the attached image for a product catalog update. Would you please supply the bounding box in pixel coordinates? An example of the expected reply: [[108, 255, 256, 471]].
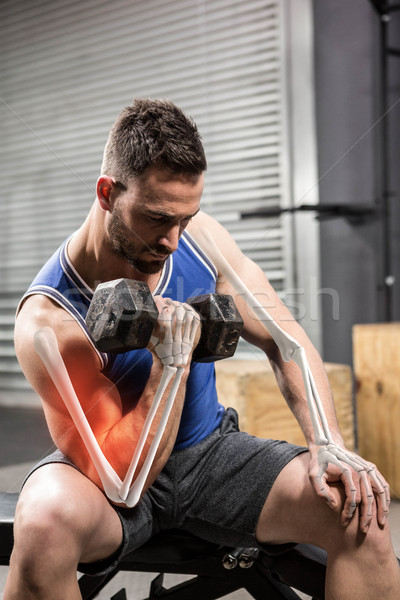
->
[[0, 491, 328, 599]]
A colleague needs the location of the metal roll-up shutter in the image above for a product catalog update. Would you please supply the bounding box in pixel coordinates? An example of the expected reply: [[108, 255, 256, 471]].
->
[[0, 0, 292, 403]]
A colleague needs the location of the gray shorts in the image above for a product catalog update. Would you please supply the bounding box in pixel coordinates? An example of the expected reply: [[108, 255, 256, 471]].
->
[[24, 408, 307, 576]]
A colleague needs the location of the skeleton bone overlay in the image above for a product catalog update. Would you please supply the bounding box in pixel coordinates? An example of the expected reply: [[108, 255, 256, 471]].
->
[[190, 228, 389, 520], [33, 301, 199, 507]]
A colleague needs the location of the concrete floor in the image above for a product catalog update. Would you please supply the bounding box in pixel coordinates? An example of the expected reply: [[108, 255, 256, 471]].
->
[[0, 405, 399, 600]]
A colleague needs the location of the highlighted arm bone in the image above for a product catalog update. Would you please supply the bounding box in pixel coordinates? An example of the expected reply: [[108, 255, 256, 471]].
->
[[33, 303, 199, 508], [190, 229, 390, 521], [33, 327, 123, 503]]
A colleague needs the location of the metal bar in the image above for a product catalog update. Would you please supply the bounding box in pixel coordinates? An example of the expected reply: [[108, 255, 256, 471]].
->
[[145, 572, 249, 599], [111, 590, 127, 600], [368, 1, 395, 320], [259, 545, 327, 599], [240, 204, 377, 220], [379, 12, 394, 321], [78, 571, 120, 600], [369, 0, 388, 16], [367, 0, 400, 15], [245, 572, 304, 600]]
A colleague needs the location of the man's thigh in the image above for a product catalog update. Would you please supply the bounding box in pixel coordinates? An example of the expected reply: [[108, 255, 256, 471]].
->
[[170, 408, 308, 549], [255, 452, 349, 548], [16, 462, 123, 564]]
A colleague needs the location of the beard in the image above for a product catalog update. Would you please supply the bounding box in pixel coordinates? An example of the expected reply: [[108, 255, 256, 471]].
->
[[108, 209, 169, 275]]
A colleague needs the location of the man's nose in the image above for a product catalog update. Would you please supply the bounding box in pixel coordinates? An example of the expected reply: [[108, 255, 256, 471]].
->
[[158, 225, 180, 253]]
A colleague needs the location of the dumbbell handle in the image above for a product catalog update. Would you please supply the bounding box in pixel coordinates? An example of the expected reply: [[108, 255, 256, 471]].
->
[[86, 279, 243, 361]]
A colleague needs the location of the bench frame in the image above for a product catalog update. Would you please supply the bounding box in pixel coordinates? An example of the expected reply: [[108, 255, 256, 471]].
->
[[0, 492, 328, 599]]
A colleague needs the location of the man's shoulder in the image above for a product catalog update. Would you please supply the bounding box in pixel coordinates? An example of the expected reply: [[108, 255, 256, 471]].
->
[[188, 210, 223, 236], [187, 211, 237, 257], [17, 294, 61, 327], [15, 294, 99, 374], [16, 295, 83, 350]]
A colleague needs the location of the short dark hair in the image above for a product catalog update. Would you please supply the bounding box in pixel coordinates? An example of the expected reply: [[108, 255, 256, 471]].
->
[[101, 98, 207, 182]]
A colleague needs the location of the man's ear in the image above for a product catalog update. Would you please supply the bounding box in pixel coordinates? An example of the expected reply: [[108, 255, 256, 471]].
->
[[96, 176, 115, 211]]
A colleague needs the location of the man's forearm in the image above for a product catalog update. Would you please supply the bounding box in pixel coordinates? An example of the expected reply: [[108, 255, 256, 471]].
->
[[101, 359, 190, 488], [268, 341, 344, 447]]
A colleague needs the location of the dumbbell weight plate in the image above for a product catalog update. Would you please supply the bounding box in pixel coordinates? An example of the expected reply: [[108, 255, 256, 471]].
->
[[186, 293, 244, 362], [86, 278, 159, 354]]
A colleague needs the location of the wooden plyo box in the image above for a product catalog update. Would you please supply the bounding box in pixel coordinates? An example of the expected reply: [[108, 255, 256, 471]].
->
[[353, 323, 400, 498], [215, 359, 355, 450]]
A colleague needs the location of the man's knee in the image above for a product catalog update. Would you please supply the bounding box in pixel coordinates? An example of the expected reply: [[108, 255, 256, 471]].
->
[[356, 512, 394, 560], [12, 484, 86, 579], [329, 501, 394, 561], [12, 465, 123, 580], [366, 523, 395, 564]]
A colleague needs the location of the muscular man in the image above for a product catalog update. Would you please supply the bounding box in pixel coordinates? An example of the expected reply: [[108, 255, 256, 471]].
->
[[5, 99, 400, 599]]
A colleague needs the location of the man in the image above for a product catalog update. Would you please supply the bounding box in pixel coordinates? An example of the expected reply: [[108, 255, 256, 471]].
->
[[5, 99, 400, 599]]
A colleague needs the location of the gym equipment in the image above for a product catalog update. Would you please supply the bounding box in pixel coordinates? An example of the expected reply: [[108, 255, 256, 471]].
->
[[0, 491, 328, 599], [85, 278, 244, 361], [86, 279, 159, 354], [186, 293, 243, 362]]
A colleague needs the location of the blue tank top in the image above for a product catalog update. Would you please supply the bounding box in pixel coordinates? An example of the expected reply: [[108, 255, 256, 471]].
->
[[18, 231, 225, 449]]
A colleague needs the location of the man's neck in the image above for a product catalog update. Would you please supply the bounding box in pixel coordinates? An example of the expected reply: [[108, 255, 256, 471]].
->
[[67, 206, 164, 292]]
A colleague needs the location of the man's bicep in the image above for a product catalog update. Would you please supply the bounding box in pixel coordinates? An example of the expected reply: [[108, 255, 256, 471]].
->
[[14, 303, 123, 466]]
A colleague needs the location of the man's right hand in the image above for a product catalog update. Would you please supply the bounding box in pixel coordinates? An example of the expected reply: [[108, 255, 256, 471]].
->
[[149, 296, 201, 368]]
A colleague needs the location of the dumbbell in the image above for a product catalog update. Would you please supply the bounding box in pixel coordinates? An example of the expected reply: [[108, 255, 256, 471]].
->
[[85, 278, 244, 362]]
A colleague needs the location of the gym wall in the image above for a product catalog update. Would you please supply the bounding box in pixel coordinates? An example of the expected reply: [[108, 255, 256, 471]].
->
[[0, 0, 321, 405], [314, 0, 400, 365]]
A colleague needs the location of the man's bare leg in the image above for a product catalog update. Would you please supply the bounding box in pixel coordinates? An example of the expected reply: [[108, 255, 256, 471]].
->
[[4, 464, 123, 600], [256, 453, 400, 600]]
